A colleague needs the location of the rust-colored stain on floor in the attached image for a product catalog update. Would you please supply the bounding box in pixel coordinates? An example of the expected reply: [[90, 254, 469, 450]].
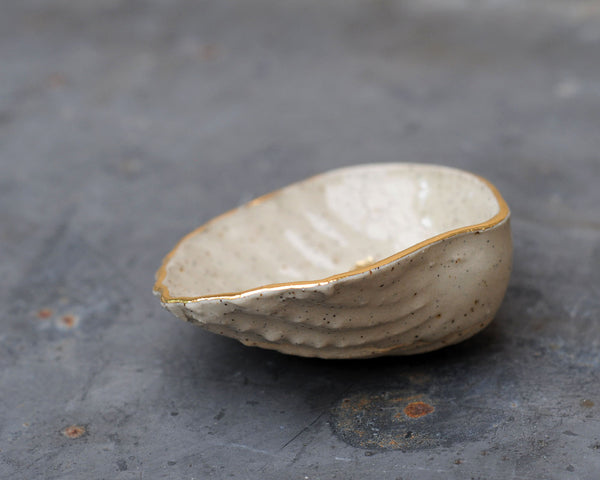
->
[[404, 401, 435, 418], [58, 314, 79, 328], [330, 385, 505, 451], [36, 308, 53, 319], [62, 425, 86, 439], [330, 391, 438, 451]]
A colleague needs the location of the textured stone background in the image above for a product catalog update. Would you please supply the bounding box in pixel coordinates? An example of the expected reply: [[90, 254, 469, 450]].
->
[[1, 0, 599, 478]]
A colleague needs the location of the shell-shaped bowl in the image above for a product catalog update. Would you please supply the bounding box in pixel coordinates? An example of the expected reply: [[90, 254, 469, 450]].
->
[[154, 163, 512, 359]]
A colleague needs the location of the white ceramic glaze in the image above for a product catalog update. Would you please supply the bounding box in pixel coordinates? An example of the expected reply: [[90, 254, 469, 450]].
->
[[154, 163, 512, 359]]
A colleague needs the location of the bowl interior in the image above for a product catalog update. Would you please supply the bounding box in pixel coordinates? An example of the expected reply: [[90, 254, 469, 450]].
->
[[159, 164, 501, 299]]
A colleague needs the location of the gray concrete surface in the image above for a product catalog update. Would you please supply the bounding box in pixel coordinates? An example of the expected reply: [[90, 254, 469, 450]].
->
[[1, 0, 599, 478]]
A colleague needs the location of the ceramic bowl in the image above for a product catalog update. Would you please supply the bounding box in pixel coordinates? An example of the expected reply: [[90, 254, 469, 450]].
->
[[154, 163, 512, 359]]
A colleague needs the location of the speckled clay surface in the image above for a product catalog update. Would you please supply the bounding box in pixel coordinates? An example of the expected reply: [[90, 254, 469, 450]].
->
[[154, 163, 512, 358]]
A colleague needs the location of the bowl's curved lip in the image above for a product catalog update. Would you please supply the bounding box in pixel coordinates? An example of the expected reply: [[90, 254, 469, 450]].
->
[[154, 163, 510, 304]]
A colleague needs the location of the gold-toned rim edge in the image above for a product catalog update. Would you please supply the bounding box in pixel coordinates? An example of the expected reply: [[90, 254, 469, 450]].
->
[[153, 165, 510, 304]]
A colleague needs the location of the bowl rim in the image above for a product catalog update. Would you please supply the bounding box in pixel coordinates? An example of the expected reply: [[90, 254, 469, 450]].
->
[[154, 163, 510, 304]]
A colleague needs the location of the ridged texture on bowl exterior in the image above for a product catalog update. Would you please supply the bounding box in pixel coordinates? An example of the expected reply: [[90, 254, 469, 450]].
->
[[162, 217, 511, 359]]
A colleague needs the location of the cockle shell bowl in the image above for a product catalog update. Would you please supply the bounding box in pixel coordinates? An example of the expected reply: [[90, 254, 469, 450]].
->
[[154, 163, 512, 359]]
